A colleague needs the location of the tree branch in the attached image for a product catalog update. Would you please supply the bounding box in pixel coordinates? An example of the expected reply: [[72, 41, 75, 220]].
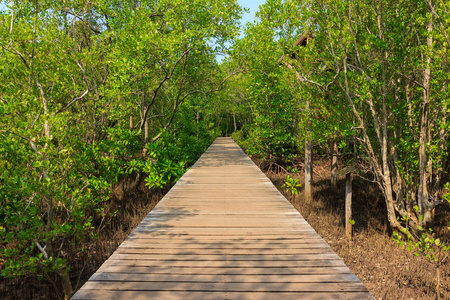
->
[[1, 130, 41, 154], [34, 239, 49, 259], [54, 88, 90, 115], [139, 48, 194, 132]]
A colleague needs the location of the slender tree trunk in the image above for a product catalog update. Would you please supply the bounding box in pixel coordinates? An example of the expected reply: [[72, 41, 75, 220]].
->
[[305, 138, 312, 203], [406, 79, 413, 128], [57, 268, 74, 300], [433, 112, 447, 193], [339, 50, 404, 232], [9, 0, 14, 44], [143, 117, 149, 156], [418, 17, 433, 225], [437, 265, 441, 300], [381, 57, 400, 233], [345, 173, 352, 240], [133, 93, 149, 190], [330, 140, 338, 189], [304, 100, 312, 203], [233, 111, 237, 133]]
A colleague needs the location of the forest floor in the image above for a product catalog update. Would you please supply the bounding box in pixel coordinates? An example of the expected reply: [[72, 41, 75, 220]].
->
[[261, 157, 450, 300], [2, 157, 449, 299]]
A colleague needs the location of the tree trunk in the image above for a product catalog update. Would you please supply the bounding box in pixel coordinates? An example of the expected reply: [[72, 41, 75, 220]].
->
[[9, 0, 14, 44], [305, 139, 313, 203], [437, 265, 441, 300], [381, 83, 401, 231], [418, 17, 433, 226], [433, 111, 447, 194], [57, 267, 74, 300], [233, 111, 237, 133], [406, 78, 413, 128], [133, 92, 150, 190], [345, 173, 352, 240], [143, 117, 149, 156], [331, 140, 338, 189], [304, 100, 312, 203]]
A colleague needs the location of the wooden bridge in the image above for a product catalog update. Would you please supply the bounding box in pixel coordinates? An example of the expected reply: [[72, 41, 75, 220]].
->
[[72, 137, 373, 299]]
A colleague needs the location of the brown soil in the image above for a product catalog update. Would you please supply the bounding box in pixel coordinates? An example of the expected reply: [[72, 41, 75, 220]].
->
[[261, 157, 450, 300]]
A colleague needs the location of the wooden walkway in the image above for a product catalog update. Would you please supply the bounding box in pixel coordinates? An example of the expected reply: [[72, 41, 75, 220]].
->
[[72, 137, 373, 300]]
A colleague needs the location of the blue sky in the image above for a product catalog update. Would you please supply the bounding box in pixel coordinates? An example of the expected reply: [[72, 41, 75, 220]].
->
[[238, 0, 266, 26]]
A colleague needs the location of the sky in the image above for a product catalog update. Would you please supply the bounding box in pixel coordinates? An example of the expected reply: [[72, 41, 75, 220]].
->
[[238, 0, 266, 27], [213, 0, 265, 62]]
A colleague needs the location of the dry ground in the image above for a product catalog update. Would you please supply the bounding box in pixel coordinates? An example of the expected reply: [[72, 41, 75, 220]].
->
[[262, 157, 450, 300]]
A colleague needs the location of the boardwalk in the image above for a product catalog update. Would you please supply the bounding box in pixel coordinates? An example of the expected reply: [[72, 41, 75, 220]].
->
[[72, 137, 373, 300]]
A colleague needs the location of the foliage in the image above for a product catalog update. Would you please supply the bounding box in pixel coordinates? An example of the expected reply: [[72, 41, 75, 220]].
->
[[282, 175, 302, 195], [393, 206, 450, 298]]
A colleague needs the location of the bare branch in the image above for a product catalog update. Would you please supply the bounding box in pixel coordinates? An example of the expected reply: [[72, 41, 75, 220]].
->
[[280, 60, 323, 88], [30, 110, 43, 129], [71, 7, 90, 89], [54, 89, 90, 115], [149, 114, 165, 119], [78, 179, 90, 194], [2, 45, 31, 69], [0, 130, 41, 154], [33, 239, 48, 259]]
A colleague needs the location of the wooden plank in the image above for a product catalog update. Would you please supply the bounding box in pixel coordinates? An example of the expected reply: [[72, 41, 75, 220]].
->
[[119, 240, 328, 247], [78, 281, 369, 292], [108, 253, 341, 261], [100, 259, 348, 268], [139, 216, 309, 223], [126, 233, 322, 239], [96, 265, 354, 275], [113, 248, 333, 255], [89, 273, 361, 283], [130, 228, 319, 234]]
